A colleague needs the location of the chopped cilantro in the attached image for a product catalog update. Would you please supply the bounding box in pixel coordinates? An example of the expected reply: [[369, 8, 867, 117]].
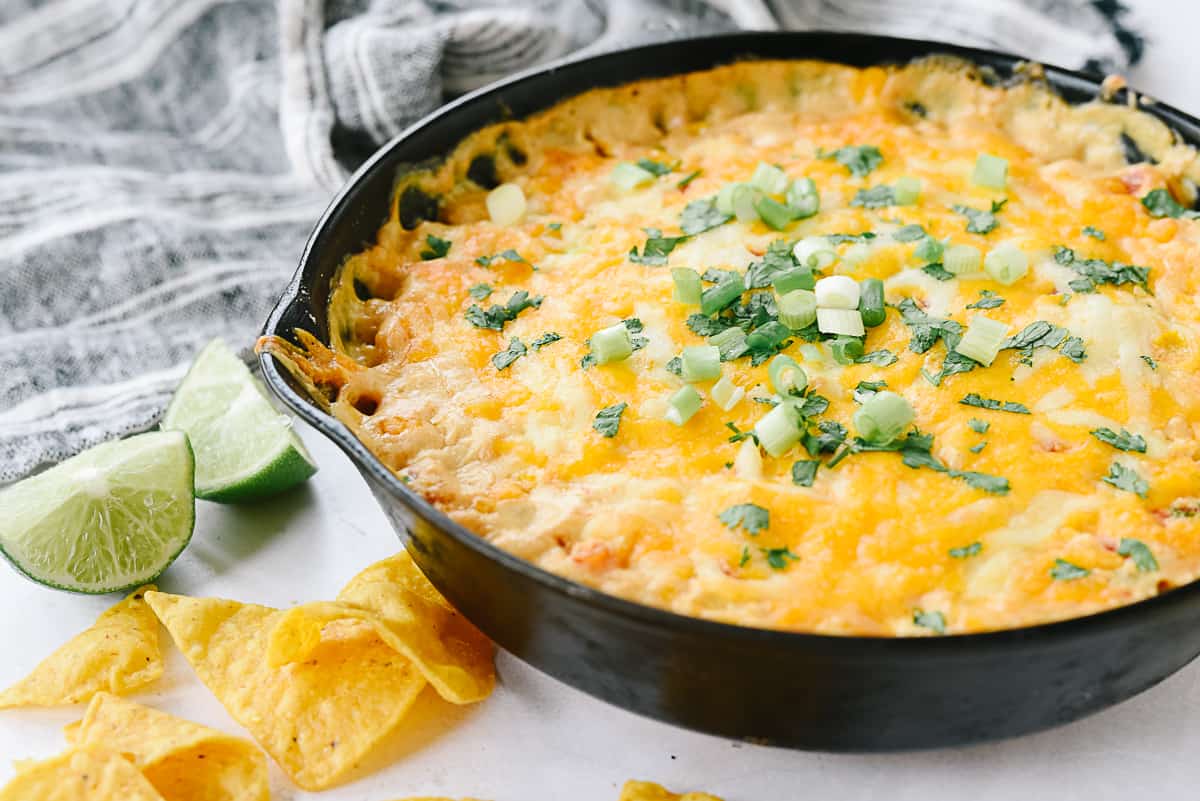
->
[[635, 157, 676, 176], [1102, 461, 1149, 498], [949, 542, 982, 559], [676, 169, 702, 189], [1053, 246, 1150, 293], [855, 349, 898, 366], [745, 239, 798, 289], [1082, 225, 1106, 240], [851, 185, 895, 209], [465, 290, 542, 331], [1050, 559, 1090, 581], [825, 232, 877, 245], [966, 290, 1005, 310], [468, 283, 493, 300], [530, 331, 562, 350], [1118, 538, 1159, 572], [803, 420, 847, 456], [680, 197, 733, 235], [921, 349, 978, 387], [967, 419, 989, 434], [475, 248, 527, 267], [959, 393, 1030, 414], [892, 223, 927, 242], [922, 263, 955, 281], [820, 145, 883, 177], [592, 402, 627, 438], [491, 337, 527, 370], [913, 609, 946, 635], [1091, 427, 1146, 453], [629, 229, 686, 266], [665, 355, 683, 376], [797, 392, 830, 418], [420, 234, 451, 260], [791, 460, 820, 487], [895, 298, 962, 354], [969, 442, 987, 454], [547, 222, 562, 231], [738, 546, 751, 567], [725, 422, 758, 444], [853, 380, 887, 403], [1060, 336, 1087, 363], [719, 503, 770, 536], [1000, 320, 1084, 365], [828, 428, 1010, 494], [762, 547, 799, 570], [951, 199, 1005, 234], [1141, 354, 1158, 370], [1142, 188, 1200, 220]]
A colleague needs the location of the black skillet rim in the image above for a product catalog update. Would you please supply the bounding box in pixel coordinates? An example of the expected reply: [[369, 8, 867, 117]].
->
[[260, 30, 1200, 655]]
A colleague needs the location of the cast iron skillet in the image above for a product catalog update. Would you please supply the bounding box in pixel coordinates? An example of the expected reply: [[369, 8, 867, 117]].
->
[[260, 31, 1200, 750]]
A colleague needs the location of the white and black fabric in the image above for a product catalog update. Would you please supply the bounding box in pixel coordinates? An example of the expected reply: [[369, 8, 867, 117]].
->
[[0, 0, 1144, 482]]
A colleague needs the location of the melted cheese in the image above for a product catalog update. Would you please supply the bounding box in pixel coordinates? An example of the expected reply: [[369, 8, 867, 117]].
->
[[266, 59, 1200, 636]]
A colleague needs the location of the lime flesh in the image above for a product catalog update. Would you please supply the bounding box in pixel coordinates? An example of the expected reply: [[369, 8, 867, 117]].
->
[[162, 339, 316, 503], [0, 431, 195, 594]]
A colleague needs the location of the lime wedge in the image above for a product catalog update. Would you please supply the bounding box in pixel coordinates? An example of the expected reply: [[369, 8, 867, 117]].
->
[[0, 431, 195, 594], [162, 339, 316, 502]]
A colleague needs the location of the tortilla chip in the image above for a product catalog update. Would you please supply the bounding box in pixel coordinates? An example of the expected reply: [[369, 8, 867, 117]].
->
[[619, 781, 726, 801], [65, 692, 268, 801], [0, 748, 166, 801], [332, 551, 494, 703], [0, 586, 161, 708], [144, 591, 427, 791]]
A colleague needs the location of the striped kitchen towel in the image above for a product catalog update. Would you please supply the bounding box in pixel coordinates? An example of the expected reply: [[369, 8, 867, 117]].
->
[[0, 0, 1143, 482]]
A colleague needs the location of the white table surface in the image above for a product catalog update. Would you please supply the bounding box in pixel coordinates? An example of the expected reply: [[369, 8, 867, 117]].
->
[[3, 3, 1199, 797]]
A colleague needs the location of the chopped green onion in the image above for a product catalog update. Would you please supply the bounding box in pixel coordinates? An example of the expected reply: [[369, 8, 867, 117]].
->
[[611, 162, 656, 191], [709, 326, 748, 360], [732, 184, 762, 223], [681, 345, 721, 382], [793, 236, 837, 270], [853, 390, 915, 445], [750, 162, 789, 195], [700, 273, 746, 315], [859, 278, 886, 327], [983, 243, 1029, 285], [777, 289, 818, 330], [913, 236, 944, 263], [772, 267, 815, 295], [842, 243, 872, 267], [589, 323, 633, 365], [755, 195, 794, 230], [486, 183, 526, 226], [814, 275, 860, 309], [785, 177, 820, 219], [711, 374, 745, 411], [768, 354, 807, 395], [671, 268, 703, 305], [944, 243, 982, 275], [830, 336, 865, 365], [892, 176, 921, 205], [954, 315, 1009, 366], [746, 321, 791, 351], [972, 153, 1008, 190], [754, 402, 803, 457], [816, 308, 865, 336], [733, 437, 763, 479], [665, 385, 703, 425], [715, 183, 739, 215]]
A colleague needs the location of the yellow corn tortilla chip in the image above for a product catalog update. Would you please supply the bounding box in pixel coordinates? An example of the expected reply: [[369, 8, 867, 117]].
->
[[619, 781, 726, 801], [0, 748, 166, 801], [65, 692, 268, 801], [144, 591, 427, 791], [0, 586, 161, 709], [335, 551, 495, 702]]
